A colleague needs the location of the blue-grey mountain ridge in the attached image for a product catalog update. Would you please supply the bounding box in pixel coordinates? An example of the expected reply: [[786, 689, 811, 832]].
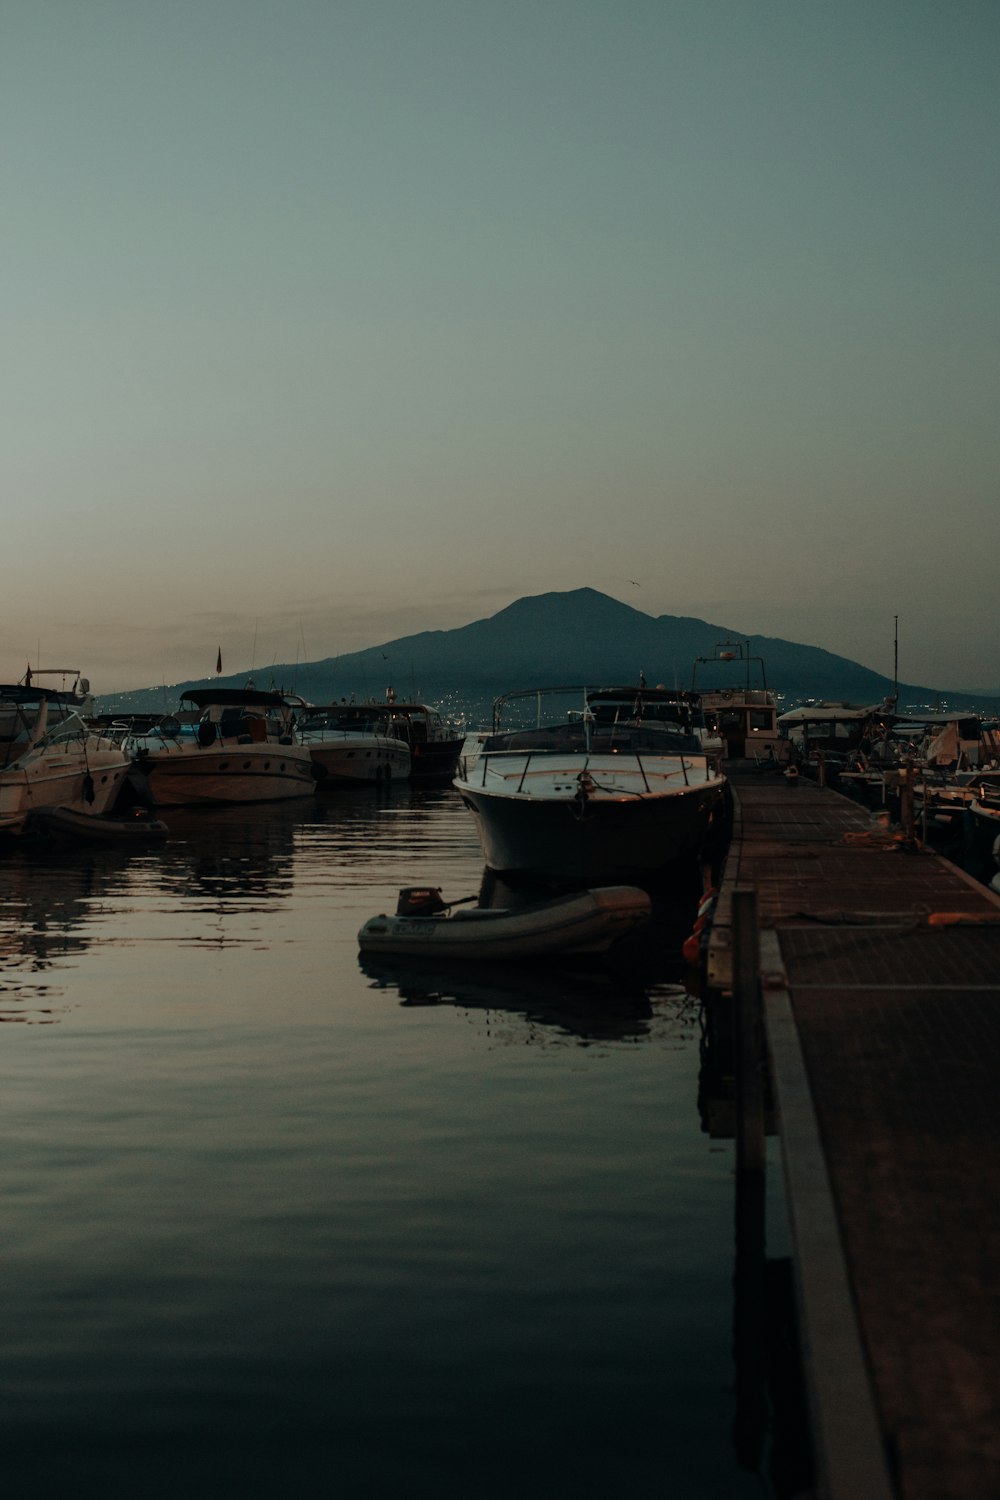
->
[[103, 589, 996, 717]]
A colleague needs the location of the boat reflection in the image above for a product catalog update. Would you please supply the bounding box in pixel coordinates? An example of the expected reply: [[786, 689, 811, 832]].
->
[[359, 950, 700, 1045], [0, 803, 317, 1020], [154, 802, 309, 904], [303, 781, 477, 873], [0, 846, 135, 1020]]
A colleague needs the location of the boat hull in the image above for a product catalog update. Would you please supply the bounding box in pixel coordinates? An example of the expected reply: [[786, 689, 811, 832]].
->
[[408, 737, 464, 784], [138, 743, 316, 807], [306, 735, 411, 785], [29, 806, 169, 840], [454, 752, 727, 881], [0, 742, 130, 833], [358, 885, 652, 960]]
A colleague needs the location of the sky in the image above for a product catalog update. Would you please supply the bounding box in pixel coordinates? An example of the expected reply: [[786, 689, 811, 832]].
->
[[3, 0, 998, 694]]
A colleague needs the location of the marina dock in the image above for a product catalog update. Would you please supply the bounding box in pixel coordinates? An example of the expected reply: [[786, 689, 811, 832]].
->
[[707, 769, 1000, 1500]]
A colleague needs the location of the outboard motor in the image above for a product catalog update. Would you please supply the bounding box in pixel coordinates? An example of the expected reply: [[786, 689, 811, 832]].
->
[[396, 886, 447, 916]]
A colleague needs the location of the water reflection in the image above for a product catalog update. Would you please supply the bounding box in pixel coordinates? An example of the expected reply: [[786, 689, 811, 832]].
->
[[0, 779, 790, 1497], [0, 802, 317, 1016], [155, 802, 308, 904], [360, 952, 694, 1044], [0, 844, 135, 1019], [301, 782, 479, 881]]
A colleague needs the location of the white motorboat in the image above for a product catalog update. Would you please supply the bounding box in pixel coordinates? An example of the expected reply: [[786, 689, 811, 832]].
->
[[129, 688, 316, 807], [0, 687, 131, 835], [691, 641, 782, 760], [453, 686, 728, 883], [358, 884, 652, 960], [297, 705, 411, 785]]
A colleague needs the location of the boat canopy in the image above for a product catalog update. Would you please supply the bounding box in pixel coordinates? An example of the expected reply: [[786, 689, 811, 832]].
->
[[0, 683, 89, 705], [181, 688, 297, 710], [778, 703, 881, 725]]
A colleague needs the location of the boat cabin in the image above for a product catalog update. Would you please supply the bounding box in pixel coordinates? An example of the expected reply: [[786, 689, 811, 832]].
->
[[691, 642, 781, 759], [0, 675, 95, 767], [777, 702, 890, 772], [586, 686, 702, 733], [891, 714, 1000, 770], [481, 684, 707, 756], [180, 688, 300, 745]]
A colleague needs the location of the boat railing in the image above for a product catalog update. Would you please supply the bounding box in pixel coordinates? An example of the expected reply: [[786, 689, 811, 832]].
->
[[466, 746, 716, 790]]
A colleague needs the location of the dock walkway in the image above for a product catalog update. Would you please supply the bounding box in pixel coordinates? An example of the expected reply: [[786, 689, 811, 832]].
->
[[708, 769, 1000, 1500]]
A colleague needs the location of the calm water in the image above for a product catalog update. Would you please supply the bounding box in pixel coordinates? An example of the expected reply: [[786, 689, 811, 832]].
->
[[1, 785, 788, 1498]]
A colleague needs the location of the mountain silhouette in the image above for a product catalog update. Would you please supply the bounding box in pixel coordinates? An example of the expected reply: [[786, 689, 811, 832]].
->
[[102, 588, 992, 715]]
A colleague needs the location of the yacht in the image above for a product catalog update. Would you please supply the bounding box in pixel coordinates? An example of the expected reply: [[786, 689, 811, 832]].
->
[[691, 641, 782, 760], [381, 691, 465, 783], [297, 704, 411, 785], [453, 685, 728, 884], [0, 681, 131, 834], [129, 688, 316, 807]]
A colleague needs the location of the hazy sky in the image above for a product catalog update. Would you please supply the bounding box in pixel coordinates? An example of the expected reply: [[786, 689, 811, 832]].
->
[[3, 1, 997, 693]]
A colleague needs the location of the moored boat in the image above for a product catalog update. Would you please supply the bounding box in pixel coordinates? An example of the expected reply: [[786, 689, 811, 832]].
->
[[0, 683, 131, 835], [358, 883, 652, 960], [777, 701, 893, 781], [381, 692, 464, 783], [453, 685, 728, 883], [691, 641, 782, 760], [962, 794, 1000, 885], [28, 805, 169, 841], [129, 688, 316, 807], [297, 705, 411, 785]]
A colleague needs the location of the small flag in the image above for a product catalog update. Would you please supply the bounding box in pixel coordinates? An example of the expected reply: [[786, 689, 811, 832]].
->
[[216, 647, 222, 675]]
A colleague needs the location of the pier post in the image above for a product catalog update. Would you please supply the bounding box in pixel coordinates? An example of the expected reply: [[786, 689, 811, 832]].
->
[[733, 885, 765, 1177], [899, 759, 916, 842], [731, 884, 768, 1469]]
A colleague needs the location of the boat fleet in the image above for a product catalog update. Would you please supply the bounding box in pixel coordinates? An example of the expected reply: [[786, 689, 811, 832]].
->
[[5, 646, 999, 952], [0, 674, 464, 836]]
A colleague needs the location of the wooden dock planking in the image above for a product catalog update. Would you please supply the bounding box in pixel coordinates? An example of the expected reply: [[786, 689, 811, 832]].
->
[[709, 770, 1000, 1500]]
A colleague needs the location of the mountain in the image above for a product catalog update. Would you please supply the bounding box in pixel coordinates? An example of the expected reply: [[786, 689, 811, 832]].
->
[[99, 588, 993, 716]]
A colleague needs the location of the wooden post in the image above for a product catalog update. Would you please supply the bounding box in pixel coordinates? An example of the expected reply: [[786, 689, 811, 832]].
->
[[732, 884, 767, 1469], [899, 759, 915, 842], [734, 885, 765, 1175]]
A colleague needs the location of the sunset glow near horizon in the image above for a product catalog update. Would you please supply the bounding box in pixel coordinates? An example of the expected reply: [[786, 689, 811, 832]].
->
[[3, 2, 997, 695]]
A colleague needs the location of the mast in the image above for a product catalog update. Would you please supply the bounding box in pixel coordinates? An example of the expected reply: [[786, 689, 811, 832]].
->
[[892, 615, 899, 709]]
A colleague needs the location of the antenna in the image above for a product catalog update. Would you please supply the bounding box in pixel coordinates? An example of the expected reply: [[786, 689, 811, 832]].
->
[[892, 615, 899, 708]]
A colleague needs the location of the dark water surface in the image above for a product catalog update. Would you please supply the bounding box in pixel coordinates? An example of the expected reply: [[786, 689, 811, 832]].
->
[[1, 786, 783, 1498]]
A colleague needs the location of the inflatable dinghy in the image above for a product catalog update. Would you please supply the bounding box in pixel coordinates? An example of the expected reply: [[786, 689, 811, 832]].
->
[[29, 806, 169, 841], [358, 884, 651, 960]]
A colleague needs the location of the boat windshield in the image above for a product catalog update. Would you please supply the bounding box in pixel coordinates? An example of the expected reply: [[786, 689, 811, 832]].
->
[[299, 712, 389, 735], [482, 719, 701, 755], [45, 712, 89, 744]]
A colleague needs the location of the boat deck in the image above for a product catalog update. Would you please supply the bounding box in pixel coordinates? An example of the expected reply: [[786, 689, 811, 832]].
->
[[708, 767, 1000, 1500]]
